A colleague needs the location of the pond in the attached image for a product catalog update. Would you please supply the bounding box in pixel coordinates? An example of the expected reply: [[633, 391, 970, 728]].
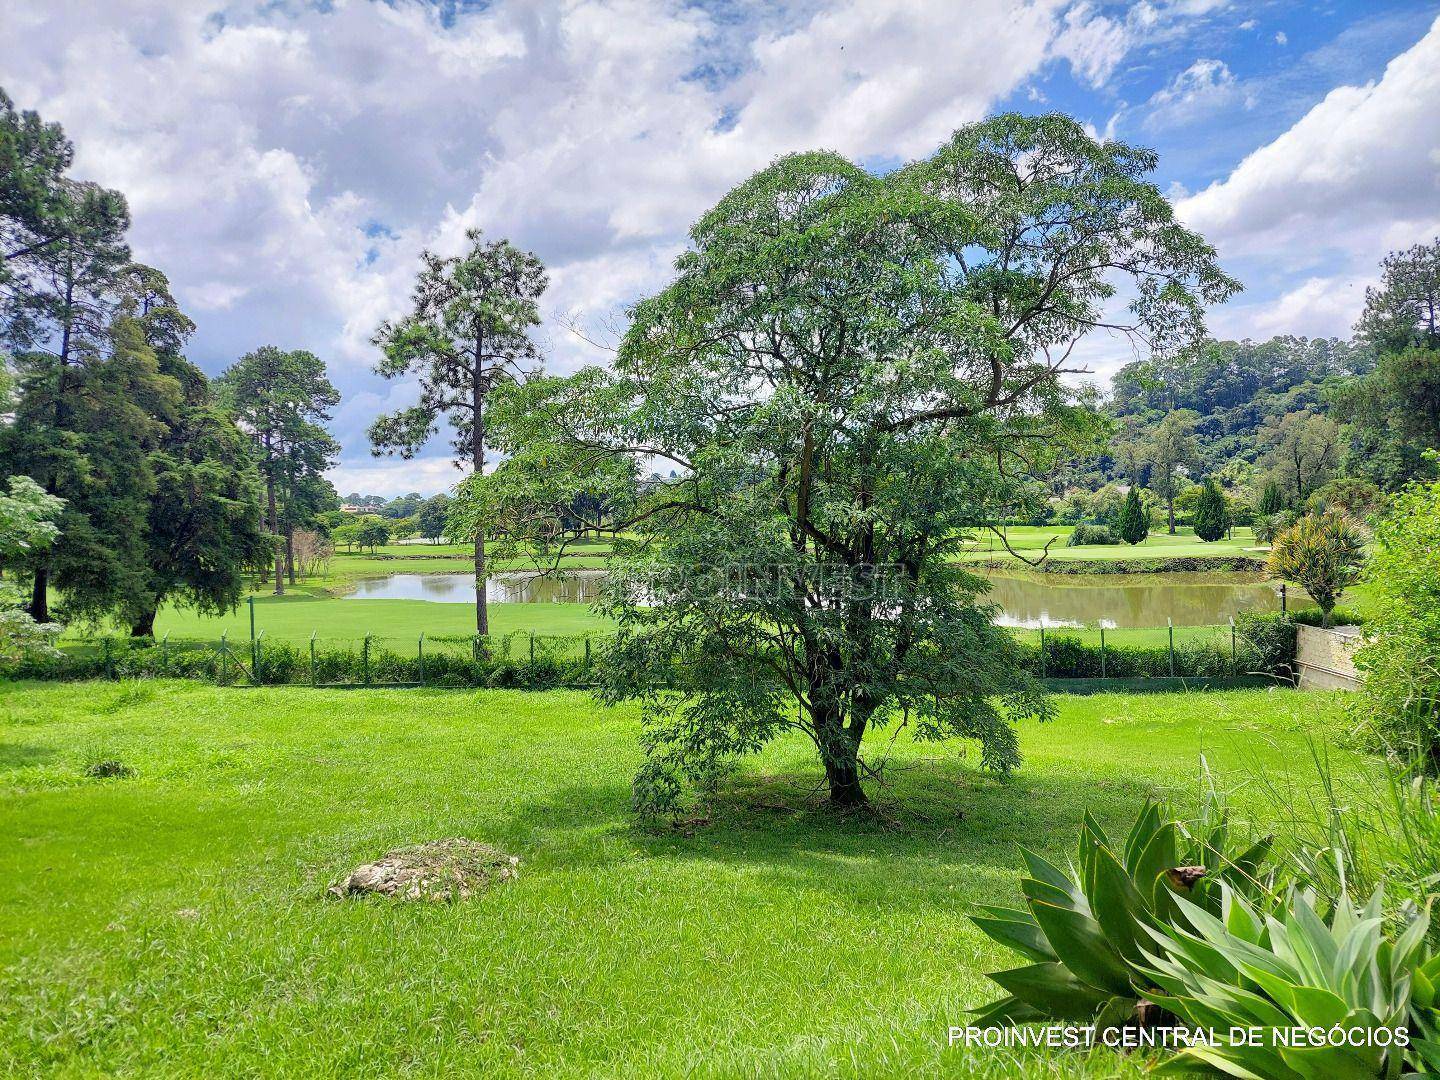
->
[[343, 569, 1298, 628]]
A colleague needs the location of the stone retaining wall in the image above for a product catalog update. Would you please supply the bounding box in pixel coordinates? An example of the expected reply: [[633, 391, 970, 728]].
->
[[1296, 624, 1362, 691]]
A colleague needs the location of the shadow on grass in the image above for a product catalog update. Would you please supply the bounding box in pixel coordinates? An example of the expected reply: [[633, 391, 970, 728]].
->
[[495, 755, 1180, 905], [0, 741, 58, 770]]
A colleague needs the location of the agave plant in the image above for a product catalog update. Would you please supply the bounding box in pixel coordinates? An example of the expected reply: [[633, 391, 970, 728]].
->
[[1144, 886, 1440, 1077], [971, 797, 1274, 1029]]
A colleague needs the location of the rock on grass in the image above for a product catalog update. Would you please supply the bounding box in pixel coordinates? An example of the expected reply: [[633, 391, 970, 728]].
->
[[329, 839, 519, 902]]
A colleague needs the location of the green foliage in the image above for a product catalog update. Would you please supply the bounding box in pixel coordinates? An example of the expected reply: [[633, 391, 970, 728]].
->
[[1258, 480, 1286, 516], [1356, 237, 1440, 354], [1334, 346, 1440, 491], [1144, 887, 1440, 1078], [1191, 477, 1229, 542], [370, 228, 547, 635], [1353, 473, 1440, 768], [1267, 511, 1366, 626], [216, 344, 339, 593], [1259, 410, 1341, 508], [464, 112, 1236, 811], [1117, 487, 1149, 545], [0, 475, 64, 666], [1234, 611, 1298, 679], [971, 797, 1274, 1028], [1066, 524, 1120, 547]]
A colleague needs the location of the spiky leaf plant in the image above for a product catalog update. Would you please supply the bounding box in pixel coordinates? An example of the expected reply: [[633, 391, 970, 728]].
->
[[1144, 886, 1440, 1078], [971, 797, 1274, 1028]]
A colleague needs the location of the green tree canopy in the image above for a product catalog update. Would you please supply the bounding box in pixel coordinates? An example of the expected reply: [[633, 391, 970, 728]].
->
[[370, 228, 547, 637], [217, 346, 339, 595], [1191, 477, 1228, 542], [457, 113, 1237, 811], [1116, 486, 1149, 545], [1267, 510, 1366, 628]]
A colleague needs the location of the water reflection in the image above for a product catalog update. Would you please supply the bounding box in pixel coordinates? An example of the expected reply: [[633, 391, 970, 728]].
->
[[342, 569, 1296, 628], [982, 571, 1294, 629], [344, 571, 605, 604]]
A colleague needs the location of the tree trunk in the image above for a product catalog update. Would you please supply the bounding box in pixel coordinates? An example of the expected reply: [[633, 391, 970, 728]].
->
[[824, 754, 867, 807], [131, 605, 158, 638], [472, 350, 489, 643], [1167, 496, 1176, 535], [264, 433, 284, 596], [29, 566, 48, 623], [285, 528, 296, 585]]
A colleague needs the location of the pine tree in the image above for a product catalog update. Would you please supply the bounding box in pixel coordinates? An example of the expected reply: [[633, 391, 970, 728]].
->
[[1257, 480, 1285, 516], [1192, 477, 1229, 542], [1117, 487, 1149, 545]]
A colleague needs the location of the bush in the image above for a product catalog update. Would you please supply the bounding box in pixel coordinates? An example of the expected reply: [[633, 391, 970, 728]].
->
[[1267, 510, 1367, 627], [1234, 611, 1297, 680], [1065, 524, 1120, 547], [1353, 475, 1440, 769]]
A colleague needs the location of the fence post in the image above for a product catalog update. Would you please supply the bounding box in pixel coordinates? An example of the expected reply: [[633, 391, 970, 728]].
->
[[1230, 616, 1237, 675], [1099, 624, 1107, 679], [161, 632, 170, 675], [248, 595, 257, 672], [529, 631, 535, 664], [219, 631, 229, 686], [103, 636, 114, 680], [1280, 582, 1288, 614], [255, 630, 265, 684], [418, 632, 425, 687], [310, 631, 317, 687], [584, 635, 591, 668], [1168, 618, 1176, 678], [1038, 623, 1046, 679], [363, 634, 372, 686]]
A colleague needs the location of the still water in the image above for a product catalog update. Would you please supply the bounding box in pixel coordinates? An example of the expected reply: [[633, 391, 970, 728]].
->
[[344, 569, 1295, 628]]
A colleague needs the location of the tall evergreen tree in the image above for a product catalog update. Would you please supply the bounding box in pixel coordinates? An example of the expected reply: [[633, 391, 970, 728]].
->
[[111, 267, 272, 636], [1116, 487, 1149, 545], [1192, 477, 1228, 542], [370, 228, 547, 637], [1257, 480, 1285, 516], [216, 347, 339, 595]]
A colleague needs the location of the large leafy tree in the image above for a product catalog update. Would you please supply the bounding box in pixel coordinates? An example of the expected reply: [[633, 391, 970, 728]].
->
[[369, 228, 547, 637], [1259, 410, 1340, 507], [216, 347, 339, 595], [460, 113, 1237, 810], [1144, 411, 1198, 534], [3, 316, 176, 623]]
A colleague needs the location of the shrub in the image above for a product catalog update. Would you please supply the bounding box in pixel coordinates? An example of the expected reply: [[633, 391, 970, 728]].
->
[[1354, 474, 1440, 769], [1191, 477, 1228, 542], [1267, 510, 1366, 627], [1234, 611, 1297, 681], [1145, 887, 1440, 1077], [1065, 524, 1120, 547], [970, 797, 1274, 1029]]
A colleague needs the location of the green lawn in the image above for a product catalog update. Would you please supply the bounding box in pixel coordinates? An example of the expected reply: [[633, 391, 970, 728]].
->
[[957, 525, 1263, 561], [0, 681, 1359, 1077], [151, 596, 608, 651]]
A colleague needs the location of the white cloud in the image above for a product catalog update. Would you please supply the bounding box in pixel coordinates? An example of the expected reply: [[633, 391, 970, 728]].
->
[[1275, 30, 1288, 45], [1179, 15, 1440, 338], [0, 0, 1319, 494], [1144, 58, 1246, 128]]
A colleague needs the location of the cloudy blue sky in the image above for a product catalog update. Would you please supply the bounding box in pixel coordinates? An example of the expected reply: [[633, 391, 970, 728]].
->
[[4, 0, 1439, 495]]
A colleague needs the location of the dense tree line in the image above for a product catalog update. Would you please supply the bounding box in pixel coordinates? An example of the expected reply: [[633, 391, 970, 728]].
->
[[0, 88, 339, 632]]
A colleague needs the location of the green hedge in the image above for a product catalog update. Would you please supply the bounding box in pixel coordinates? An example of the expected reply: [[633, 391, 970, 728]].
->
[[8, 623, 1297, 688], [973, 556, 1266, 575]]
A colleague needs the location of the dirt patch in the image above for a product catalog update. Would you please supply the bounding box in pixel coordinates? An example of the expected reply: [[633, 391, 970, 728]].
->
[[328, 839, 519, 902]]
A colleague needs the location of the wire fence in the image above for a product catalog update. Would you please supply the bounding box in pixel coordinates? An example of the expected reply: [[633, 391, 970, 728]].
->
[[30, 611, 1292, 691]]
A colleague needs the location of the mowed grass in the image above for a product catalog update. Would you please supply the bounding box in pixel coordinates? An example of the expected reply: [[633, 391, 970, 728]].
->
[[150, 595, 608, 650], [0, 681, 1357, 1077], [958, 525, 1262, 561]]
